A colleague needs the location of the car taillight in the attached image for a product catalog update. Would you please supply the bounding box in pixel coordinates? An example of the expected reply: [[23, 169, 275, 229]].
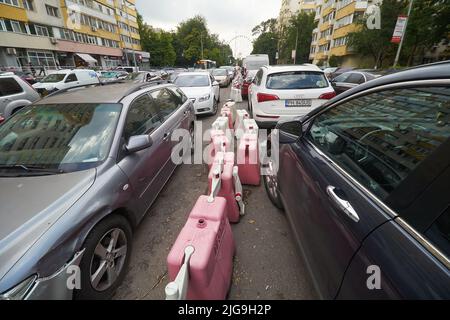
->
[[319, 92, 337, 100], [257, 93, 279, 103], [0, 115, 5, 124]]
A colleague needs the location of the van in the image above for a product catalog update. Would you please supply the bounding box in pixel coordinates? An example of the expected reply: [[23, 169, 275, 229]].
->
[[243, 54, 270, 72], [32, 69, 100, 95]]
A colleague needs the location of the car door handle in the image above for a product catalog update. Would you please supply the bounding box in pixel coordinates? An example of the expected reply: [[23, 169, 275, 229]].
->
[[326, 186, 360, 222], [163, 131, 172, 141]]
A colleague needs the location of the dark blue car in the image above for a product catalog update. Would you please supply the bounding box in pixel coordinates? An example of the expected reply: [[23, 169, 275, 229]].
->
[[264, 61, 450, 299]]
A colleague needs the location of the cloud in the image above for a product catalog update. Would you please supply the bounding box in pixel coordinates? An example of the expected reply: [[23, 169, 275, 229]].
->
[[136, 0, 281, 58]]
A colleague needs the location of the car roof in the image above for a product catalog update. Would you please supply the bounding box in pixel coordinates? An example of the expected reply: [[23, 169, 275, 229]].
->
[[177, 72, 210, 77], [264, 64, 323, 73], [307, 61, 450, 118], [34, 82, 170, 105]]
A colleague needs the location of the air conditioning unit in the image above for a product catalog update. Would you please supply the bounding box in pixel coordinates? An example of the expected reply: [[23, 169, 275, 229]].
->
[[50, 37, 58, 44], [6, 48, 17, 55]]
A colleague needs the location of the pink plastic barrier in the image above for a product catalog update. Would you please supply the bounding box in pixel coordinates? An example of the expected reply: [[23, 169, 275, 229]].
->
[[208, 133, 231, 169], [208, 152, 241, 223], [167, 195, 235, 300], [237, 133, 261, 186], [221, 107, 234, 130]]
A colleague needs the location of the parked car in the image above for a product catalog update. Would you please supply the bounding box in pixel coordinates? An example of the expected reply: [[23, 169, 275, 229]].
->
[[248, 65, 336, 129], [173, 72, 220, 115], [0, 81, 195, 300], [211, 68, 230, 87], [124, 71, 161, 83], [264, 61, 450, 299], [331, 71, 380, 95], [242, 54, 270, 99], [0, 73, 40, 123], [323, 67, 338, 80], [329, 67, 355, 79], [32, 69, 100, 96], [99, 70, 129, 83], [220, 66, 236, 80], [1, 71, 38, 85]]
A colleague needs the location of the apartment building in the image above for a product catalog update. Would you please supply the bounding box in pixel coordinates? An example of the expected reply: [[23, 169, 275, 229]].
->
[[309, 0, 374, 66], [0, 0, 148, 69], [278, 0, 317, 32]]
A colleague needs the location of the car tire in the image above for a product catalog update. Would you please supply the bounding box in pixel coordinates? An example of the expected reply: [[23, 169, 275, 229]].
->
[[210, 98, 218, 116], [262, 151, 284, 211], [74, 215, 132, 300]]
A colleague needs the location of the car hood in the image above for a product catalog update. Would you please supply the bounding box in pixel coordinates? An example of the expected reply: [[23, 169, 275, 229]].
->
[[32, 82, 59, 91], [0, 169, 96, 281], [179, 86, 210, 98]]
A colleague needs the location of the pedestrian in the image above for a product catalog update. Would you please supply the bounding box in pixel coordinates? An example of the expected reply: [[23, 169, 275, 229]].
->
[[38, 64, 45, 76], [29, 63, 36, 76]]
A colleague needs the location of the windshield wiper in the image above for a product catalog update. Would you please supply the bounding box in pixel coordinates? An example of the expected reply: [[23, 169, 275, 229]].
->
[[0, 165, 66, 174]]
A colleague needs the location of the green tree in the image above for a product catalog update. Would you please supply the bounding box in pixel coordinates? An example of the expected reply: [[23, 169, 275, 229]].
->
[[280, 12, 316, 64], [403, 0, 450, 65], [252, 18, 279, 64]]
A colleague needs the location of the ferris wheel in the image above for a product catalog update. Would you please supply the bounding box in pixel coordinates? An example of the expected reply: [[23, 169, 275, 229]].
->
[[227, 35, 254, 59]]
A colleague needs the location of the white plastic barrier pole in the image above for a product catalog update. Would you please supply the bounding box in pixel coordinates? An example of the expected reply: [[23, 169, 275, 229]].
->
[[233, 166, 245, 216], [243, 119, 259, 136], [212, 117, 229, 132], [208, 154, 224, 203], [165, 246, 195, 300]]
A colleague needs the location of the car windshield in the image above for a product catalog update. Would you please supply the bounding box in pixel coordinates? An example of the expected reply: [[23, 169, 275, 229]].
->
[[174, 75, 209, 87], [0, 103, 122, 175], [40, 74, 66, 83], [266, 71, 329, 90], [212, 69, 227, 76], [246, 62, 267, 70], [100, 72, 120, 78]]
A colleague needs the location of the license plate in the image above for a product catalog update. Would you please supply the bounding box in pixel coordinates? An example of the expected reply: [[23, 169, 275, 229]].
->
[[285, 99, 312, 107]]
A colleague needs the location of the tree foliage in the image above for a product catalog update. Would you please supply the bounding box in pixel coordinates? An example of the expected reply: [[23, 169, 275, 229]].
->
[[348, 0, 450, 68], [252, 19, 279, 64]]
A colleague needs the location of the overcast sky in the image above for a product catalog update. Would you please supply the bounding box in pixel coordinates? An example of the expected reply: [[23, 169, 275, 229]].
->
[[135, 0, 281, 58]]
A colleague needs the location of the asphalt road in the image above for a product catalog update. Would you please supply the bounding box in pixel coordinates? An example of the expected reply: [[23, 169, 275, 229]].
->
[[114, 86, 317, 300]]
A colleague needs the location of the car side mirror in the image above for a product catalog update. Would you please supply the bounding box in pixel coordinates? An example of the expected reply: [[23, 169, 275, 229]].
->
[[213, 81, 219, 86], [126, 135, 153, 153], [276, 120, 304, 144], [330, 80, 337, 86]]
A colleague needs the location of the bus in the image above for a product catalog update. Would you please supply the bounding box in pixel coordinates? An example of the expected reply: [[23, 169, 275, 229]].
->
[[194, 59, 217, 71]]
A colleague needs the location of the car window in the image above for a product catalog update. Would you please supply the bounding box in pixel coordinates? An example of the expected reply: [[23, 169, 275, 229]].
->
[[266, 71, 328, 90], [426, 207, 450, 258], [0, 77, 23, 97], [66, 73, 78, 82], [168, 87, 188, 104], [254, 69, 264, 86], [123, 94, 161, 140], [150, 88, 179, 121], [334, 73, 350, 82], [306, 86, 450, 204], [346, 73, 365, 84]]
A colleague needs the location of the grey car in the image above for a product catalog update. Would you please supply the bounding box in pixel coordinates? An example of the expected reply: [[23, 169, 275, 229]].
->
[[0, 81, 195, 300], [0, 74, 40, 122]]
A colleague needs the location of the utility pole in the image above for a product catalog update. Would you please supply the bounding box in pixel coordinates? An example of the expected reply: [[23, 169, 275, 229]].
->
[[294, 26, 299, 65], [393, 0, 414, 68], [200, 33, 204, 60]]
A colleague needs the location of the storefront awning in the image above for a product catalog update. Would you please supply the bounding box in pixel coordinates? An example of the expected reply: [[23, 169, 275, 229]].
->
[[75, 53, 98, 65]]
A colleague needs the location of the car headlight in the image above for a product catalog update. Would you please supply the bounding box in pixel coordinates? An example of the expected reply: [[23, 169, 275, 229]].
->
[[0, 276, 37, 300], [198, 94, 211, 102]]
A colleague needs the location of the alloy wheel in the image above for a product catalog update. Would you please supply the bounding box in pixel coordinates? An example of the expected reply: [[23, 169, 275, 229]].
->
[[89, 228, 128, 292]]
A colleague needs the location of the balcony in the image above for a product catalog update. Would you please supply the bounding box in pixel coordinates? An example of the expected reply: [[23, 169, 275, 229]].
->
[[355, 0, 369, 10]]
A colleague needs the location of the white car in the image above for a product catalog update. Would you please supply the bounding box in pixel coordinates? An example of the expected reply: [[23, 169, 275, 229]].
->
[[174, 72, 220, 115], [211, 68, 230, 87], [248, 65, 336, 128], [33, 69, 100, 95]]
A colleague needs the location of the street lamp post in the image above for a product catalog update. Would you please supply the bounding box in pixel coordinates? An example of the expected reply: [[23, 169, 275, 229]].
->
[[393, 0, 414, 68]]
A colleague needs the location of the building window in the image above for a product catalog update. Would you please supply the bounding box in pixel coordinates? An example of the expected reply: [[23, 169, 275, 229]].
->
[[0, 0, 20, 7], [46, 5, 60, 18], [35, 25, 49, 37], [23, 0, 34, 10], [28, 51, 56, 67], [0, 19, 5, 32], [333, 36, 348, 47]]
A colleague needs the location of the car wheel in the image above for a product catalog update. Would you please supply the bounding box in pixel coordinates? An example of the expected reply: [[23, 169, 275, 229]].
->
[[263, 156, 284, 211], [211, 98, 218, 116], [75, 215, 132, 300]]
